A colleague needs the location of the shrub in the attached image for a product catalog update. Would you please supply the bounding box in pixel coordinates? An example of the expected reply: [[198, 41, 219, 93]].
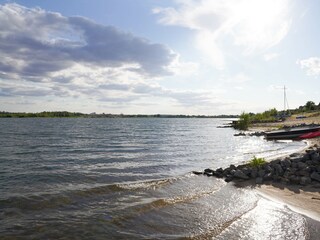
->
[[234, 112, 250, 130], [248, 156, 266, 167]]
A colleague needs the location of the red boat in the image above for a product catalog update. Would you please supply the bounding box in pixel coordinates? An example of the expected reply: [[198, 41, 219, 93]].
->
[[299, 130, 320, 139], [265, 125, 320, 140]]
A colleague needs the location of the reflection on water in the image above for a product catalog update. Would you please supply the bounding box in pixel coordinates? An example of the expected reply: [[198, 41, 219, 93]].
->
[[0, 118, 317, 239]]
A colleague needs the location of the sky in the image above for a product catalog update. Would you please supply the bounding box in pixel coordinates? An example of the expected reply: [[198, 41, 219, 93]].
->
[[0, 0, 319, 115]]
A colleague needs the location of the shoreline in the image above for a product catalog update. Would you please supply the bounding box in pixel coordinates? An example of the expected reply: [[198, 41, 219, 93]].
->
[[253, 138, 320, 221], [249, 123, 320, 221], [198, 121, 320, 221], [256, 183, 320, 221]]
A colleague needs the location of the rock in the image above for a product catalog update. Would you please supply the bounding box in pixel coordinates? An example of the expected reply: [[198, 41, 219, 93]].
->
[[300, 177, 312, 185], [291, 157, 303, 163], [192, 171, 203, 175], [305, 160, 313, 166], [283, 170, 292, 178], [263, 173, 273, 181], [255, 177, 263, 184], [215, 172, 224, 178], [258, 170, 266, 178], [273, 164, 284, 176], [301, 153, 310, 162], [289, 176, 301, 184], [216, 168, 224, 174], [204, 168, 214, 176], [229, 164, 237, 170], [272, 174, 281, 181], [225, 175, 234, 182], [311, 152, 320, 161], [290, 153, 301, 158], [242, 167, 251, 176], [291, 162, 298, 168], [280, 177, 290, 185], [297, 162, 308, 170], [281, 159, 291, 168], [223, 168, 231, 176], [311, 172, 320, 182], [271, 159, 281, 165], [265, 165, 273, 173], [296, 169, 311, 177], [302, 154, 310, 162], [250, 168, 258, 178], [234, 170, 249, 180]]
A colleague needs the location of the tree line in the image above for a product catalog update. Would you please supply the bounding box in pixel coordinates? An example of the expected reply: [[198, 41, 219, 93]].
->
[[0, 111, 238, 119], [234, 101, 320, 130]]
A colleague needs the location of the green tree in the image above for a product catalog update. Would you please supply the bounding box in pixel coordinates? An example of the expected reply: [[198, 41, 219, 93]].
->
[[305, 101, 316, 111]]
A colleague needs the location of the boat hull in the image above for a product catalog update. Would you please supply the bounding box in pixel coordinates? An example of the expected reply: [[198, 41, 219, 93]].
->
[[265, 126, 320, 140]]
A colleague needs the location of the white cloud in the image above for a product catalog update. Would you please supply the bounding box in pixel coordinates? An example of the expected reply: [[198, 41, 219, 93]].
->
[[0, 3, 177, 80], [154, 0, 291, 69], [0, 3, 235, 114], [297, 57, 320, 76], [264, 53, 280, 61], [167, 54, 199, 76]]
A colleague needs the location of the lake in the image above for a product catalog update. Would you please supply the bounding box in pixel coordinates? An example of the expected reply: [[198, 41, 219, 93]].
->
[[0, 118, 318, 239]]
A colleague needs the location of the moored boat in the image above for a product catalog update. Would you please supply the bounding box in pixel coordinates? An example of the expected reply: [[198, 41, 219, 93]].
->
[[299, 130, 320, 139], [265, 125, 320, 140]]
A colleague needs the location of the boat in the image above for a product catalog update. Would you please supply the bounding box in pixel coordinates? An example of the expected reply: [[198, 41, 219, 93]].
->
[[265, 125, 320, 140], [299, 130, 320, 139]]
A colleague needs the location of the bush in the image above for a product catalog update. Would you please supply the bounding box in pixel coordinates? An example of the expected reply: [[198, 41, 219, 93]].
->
[[234, 112, 250, 130], [248, 156, 266, 167]]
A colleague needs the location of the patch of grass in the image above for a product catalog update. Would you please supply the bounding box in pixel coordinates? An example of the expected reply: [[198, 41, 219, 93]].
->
[[248, 156, 266, 167]]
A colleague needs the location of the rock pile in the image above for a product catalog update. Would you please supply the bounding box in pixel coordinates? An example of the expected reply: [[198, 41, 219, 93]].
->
[[193, 146, 320, 186]]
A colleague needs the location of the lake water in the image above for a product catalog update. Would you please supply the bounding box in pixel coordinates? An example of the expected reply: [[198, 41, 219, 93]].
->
[[0, 118, 319, 239]]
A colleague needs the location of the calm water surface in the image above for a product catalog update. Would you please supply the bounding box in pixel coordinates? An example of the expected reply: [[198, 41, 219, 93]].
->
[[0, 118, 318, 239]]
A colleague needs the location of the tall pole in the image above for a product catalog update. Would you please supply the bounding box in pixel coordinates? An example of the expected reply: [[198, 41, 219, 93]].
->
[[284, 85, 286, 113]]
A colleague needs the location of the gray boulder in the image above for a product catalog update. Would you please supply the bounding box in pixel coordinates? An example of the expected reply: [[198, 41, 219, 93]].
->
[[255, 177, 263, 184], [258, 170, 266, 178], [273, 164, 284, 176], [311, 152, 320, 161], [234, 170, 249, 180], [311, 172, 320, 182], [300, 177, 312, 185], [281, 159, 291, 168], [297, 162, 308, 170]]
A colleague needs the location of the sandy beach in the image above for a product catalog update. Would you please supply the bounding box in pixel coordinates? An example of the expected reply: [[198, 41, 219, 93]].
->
[[251, 120, 320, 221]]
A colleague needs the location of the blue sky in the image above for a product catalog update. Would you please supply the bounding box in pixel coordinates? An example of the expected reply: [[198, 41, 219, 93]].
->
[[0, 0, 319, 114]]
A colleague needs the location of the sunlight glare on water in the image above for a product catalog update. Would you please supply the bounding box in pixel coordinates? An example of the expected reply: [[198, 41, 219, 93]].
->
[[216, 198, 307, 240]]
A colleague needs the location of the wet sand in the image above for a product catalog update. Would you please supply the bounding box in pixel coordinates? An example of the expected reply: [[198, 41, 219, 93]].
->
[[257, 184, 320, 221]]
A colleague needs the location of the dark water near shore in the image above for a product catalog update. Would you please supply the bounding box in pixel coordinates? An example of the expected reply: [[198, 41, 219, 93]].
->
[[0, 118, 319, 239]]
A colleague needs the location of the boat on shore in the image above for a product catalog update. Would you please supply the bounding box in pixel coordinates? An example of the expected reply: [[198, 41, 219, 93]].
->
[[265, 125, 320, 140]]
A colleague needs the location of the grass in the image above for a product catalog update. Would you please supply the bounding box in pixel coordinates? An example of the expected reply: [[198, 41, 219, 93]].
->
[[248, 156, 266, 167]]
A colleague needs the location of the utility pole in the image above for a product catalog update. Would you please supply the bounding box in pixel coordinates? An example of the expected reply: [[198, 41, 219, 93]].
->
[[284, 85, 286, 112]]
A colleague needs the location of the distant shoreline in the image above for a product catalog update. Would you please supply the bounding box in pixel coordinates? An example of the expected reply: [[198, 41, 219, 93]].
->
[[0, 111, 239, 119]]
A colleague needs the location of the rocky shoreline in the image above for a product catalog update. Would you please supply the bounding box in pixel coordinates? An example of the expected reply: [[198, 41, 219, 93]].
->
[[193, 144, 320, 187]]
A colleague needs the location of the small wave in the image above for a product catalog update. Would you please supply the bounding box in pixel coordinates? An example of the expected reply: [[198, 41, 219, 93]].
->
[[183, 200, 259, 240], [0, 194, 73, 212], [111, 186, 222, 226], [138, 189, 219, 211], [0, 176, 189, 212]]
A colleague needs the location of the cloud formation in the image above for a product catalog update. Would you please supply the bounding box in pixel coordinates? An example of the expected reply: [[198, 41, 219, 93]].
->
[[154, 0, 291, 69], [0, 3, 232, 113], [297, 57, 320, 76], [0, 3, 176, 80]]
